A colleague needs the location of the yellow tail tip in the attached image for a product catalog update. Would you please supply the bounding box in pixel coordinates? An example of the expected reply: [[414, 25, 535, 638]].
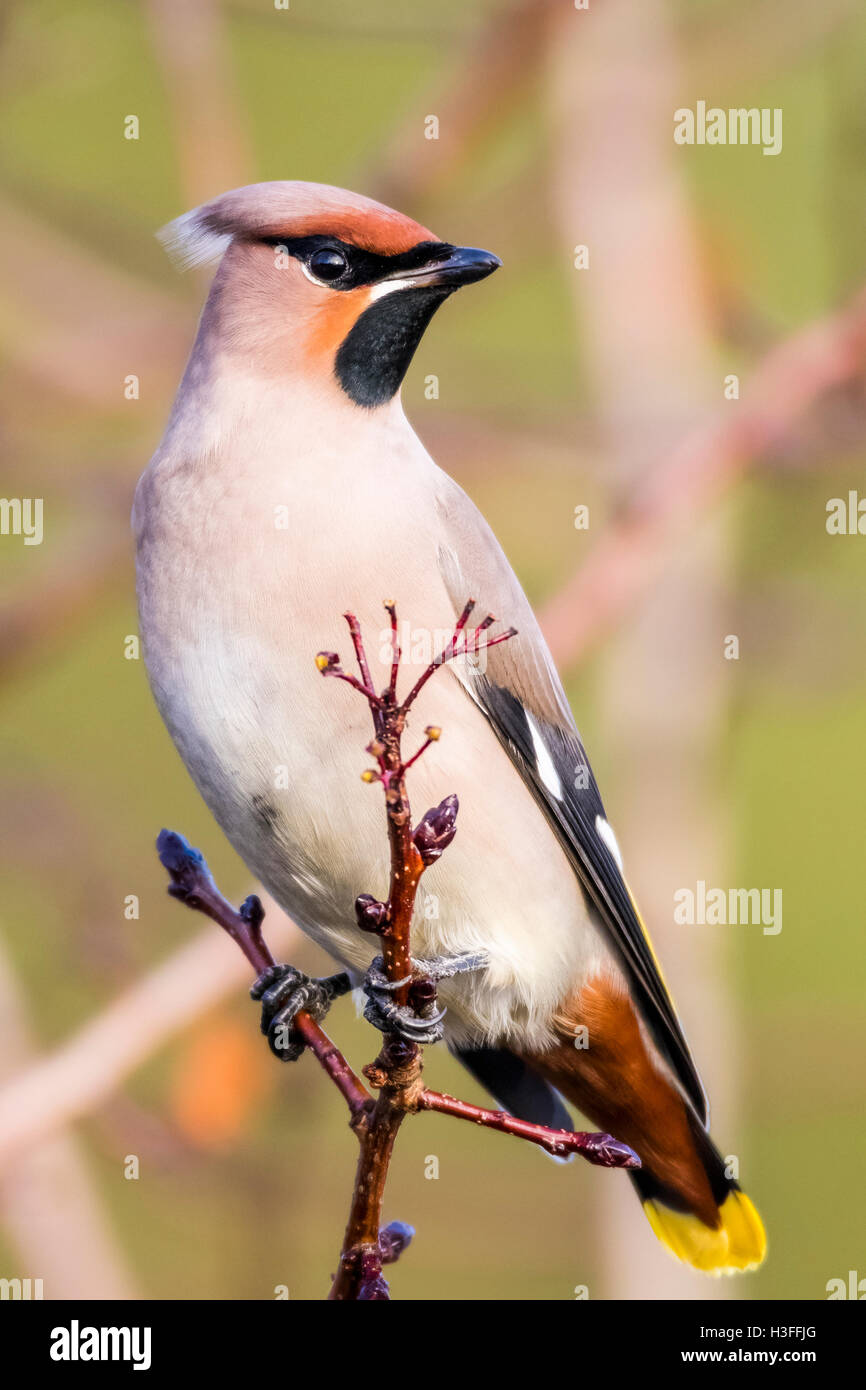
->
[[643, 1191, 767, 1275]]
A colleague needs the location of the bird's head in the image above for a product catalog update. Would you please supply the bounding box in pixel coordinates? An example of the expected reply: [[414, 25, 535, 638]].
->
[[160, 181, 500, 409]]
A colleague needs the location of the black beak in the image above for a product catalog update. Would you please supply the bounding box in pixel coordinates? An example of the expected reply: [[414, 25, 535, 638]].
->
[[390, 244, 501, 290]]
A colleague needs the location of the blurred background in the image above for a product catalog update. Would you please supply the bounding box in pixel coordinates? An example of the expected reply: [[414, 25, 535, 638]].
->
[[1, 0, 865, 1301]]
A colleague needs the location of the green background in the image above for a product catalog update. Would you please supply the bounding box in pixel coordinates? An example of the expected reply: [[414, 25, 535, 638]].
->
[[0, 0, 863, 1300]]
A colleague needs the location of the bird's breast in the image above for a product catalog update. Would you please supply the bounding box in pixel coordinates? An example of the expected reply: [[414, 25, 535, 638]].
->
[[134, 414, 612, 1047]]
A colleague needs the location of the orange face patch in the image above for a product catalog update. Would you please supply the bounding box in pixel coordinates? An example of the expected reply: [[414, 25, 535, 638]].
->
[[303, 284, 374, 364]]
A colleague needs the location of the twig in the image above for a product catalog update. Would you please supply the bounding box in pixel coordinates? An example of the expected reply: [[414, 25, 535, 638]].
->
[[156, 830, 370, 1118], [418, 1089, 639, 1167], [400, 600, 517, 711]]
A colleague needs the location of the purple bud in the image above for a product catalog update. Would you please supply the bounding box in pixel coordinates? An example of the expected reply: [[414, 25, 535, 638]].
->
[[413, 793, 459, 866], [379, 1221, 415, 1265], [357, 1273, 390, 1300], [239, 894, 264, 929], [408, 977, 436, 1010], [354, 894, 389, 933], [382, 1037, 415, 1069], [356, 1251, 390, 1299]]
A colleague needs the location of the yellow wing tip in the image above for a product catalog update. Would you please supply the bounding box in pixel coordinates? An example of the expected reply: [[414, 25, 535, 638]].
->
[[643, 1190, 767, 1275]]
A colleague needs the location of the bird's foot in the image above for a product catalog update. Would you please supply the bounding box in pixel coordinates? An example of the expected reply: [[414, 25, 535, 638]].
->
[[363, 951, 488, 1045], [251, 964, 352, 1061]]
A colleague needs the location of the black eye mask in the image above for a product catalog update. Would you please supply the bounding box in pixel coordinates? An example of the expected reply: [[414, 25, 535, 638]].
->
[[259, 234, 455, 291]]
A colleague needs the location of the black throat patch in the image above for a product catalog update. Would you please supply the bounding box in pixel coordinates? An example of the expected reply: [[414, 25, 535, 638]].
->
[[334, 287, 451, 409], [258, 233, 457, 409]]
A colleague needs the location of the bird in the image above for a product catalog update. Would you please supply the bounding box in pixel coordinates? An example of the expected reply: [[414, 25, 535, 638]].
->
[[134, 180, 766, 1276]]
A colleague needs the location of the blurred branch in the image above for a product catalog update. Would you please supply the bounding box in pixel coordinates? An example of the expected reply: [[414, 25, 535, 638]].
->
[[540, 287, 866, 670], [0, 199, 187, 405], [144, 0, 253, 205], [370, 0, 556, 210], [0, 898, 298, 1173], [0, 939, 138, 1298]]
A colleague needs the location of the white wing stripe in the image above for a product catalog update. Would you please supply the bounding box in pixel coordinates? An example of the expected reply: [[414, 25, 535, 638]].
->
[[526, 712, 564, 800], [595, 814, 625, 872]]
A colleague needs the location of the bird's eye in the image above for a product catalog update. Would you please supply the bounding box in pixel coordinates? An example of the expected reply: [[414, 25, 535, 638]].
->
[[308, 247, 348, 283]]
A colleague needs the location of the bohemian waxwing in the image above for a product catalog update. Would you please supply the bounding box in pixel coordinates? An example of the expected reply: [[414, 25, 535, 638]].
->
[[134, 181, 766, 1274]]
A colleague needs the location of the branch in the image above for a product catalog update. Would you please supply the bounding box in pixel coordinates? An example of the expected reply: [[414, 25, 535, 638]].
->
[[418, 1089, 639, 1167], [323, 604, 515, 1297], [156, 830, 370, 1118]]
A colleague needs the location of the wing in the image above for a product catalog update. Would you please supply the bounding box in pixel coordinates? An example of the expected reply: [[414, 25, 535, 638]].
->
[[435, 476, 709, 1125]]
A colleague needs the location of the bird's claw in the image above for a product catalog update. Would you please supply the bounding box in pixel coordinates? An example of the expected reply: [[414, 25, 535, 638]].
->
[[250, 963, 351, 1062], [362, 951, 488, 1046], [363, 991, 448, 1044]]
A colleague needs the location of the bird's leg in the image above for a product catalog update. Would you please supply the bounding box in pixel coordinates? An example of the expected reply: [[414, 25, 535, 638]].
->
[[412, 951, 491, 983], [251, 964, 352, 1062], [363, 951, 488, 1045]]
